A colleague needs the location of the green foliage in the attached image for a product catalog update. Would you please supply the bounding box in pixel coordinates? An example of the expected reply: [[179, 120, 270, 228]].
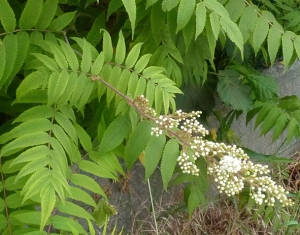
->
[[0, 0, 299, 234]]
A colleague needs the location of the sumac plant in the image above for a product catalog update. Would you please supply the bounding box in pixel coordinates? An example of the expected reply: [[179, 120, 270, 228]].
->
[[0, 0, 299, 234]]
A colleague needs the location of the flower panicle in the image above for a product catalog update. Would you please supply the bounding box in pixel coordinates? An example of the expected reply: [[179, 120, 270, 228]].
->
[[135, 95, 294, 207]]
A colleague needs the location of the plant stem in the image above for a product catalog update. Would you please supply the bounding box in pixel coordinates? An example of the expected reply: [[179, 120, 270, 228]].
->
[[147, 179, 159, 235]]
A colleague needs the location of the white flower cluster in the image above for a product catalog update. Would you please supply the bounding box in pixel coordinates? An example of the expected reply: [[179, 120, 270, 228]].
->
[[219, 155, 242, 173], [208, 155, 293, 206], [150, 110, 207, 137], [135, 96, 293, 207], [208, 155, 245, 196], [178, 152, 199, 175]]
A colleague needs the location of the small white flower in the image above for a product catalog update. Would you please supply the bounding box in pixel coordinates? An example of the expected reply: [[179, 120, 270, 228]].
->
[[219, 155, 242, 173]]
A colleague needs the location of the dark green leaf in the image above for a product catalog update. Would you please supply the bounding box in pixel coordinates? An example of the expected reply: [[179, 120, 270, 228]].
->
[[19, 0, 43, 29], [49, 11, 77, 31], [0, 0, 16, 32], [124, 120, 152, 169], [144, 135, 166, 180], [176, 0, 196, 32], [99, 115, 131, 155], [217, 69, 252, 112], [160, 139, 180, 190]]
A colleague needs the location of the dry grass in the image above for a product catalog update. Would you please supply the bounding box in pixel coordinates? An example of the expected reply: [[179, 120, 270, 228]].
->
[[101, 153, 300, 235]]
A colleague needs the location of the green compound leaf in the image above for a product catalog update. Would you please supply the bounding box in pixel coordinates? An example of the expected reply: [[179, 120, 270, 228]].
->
[[70, 186, 97, 208], [217, 69, 252, 112], [11, 211, 41, 225], [125, 120, 152, 169], [35, 0, 58, 30], [102, 29, 113, 62], [282, 31, 295, 71], [255, 102, 274, 128], [225, 0, 245, 22], [81, 39, 92, 73], [0, 118, 52, 145], [46, 41, 68, 70], [186, 185, 206, 217], [99, 115, 131, 156], [247, 74, 278, 101], [14, 105, 54, 123], [261, 107, 281, 135], [160, 139, 180, 190], [267, 24, 282, 66], [74, 123, 92, 152], [19, 0, 43, 29], [121, 0, 136, 36], [16, 156, 49, 182], [58, 201, 94, 220], [195, 2, 206, 40], [51, 215, 86, 234], [79, 160, 117, 180], [0, 132, 50, 157], [144, 135, 166, 180], [58, 39, 79, 71], [0, 33, 17, 89], [220, 16, 244, 59], [0, 214, 7, 230], [125, 43, 143, 68], [10, 145, 50, 167], [49, 11, 77, 31], [238, 5, 257, 42], [162, 0, 180, 11], [134, 54, 152, 74], [115, 31, 126, 64], [176, 0, 196, 32], [32, 53, 58, 70], [0, 0, 16, 32], [287, 118, 299, 144], [0, 43, 5, 85], [272, 113, 288, 141], [70, 173, 107, 198], [40, 184, 56, 230], [210, 12, 220, 40], [252, 16, 269, 55], [50, 70, 69, 106], [134, 77, 147, 97], [204, 0, 230, 18], [107, 0, 123, 19], [91, 52, 104, 75], [294, 35, 300, 60]]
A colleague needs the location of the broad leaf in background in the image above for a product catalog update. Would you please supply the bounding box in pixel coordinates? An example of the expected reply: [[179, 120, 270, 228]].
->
[[217, 69, 252, 112], [247, 74, 278, 101]]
